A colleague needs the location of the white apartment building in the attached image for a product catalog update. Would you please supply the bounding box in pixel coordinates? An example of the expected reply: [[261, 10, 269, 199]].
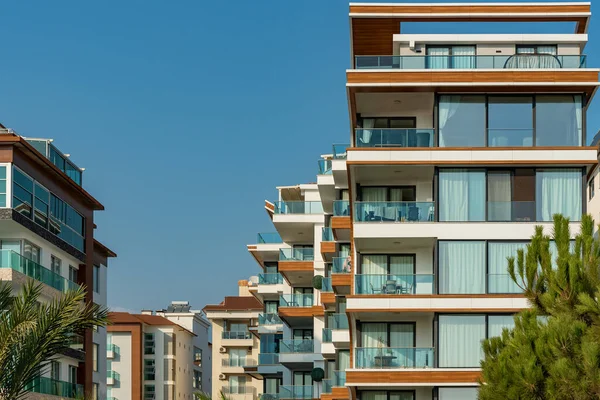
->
[[241, 2, 600, 400]]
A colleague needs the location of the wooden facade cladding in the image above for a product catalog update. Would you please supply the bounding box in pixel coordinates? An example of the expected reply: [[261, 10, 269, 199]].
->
[[321, 241, 336, 255], [322, 292, 336, 306], [279, 261, 314, 273], [278, 305, 325, 318], [332, 274, 352, 288], [351, 18, 402, 56], [349, 4, 590, 14], [331, 216, 351, 230], [321, 388, 351, 400], [345, 369, 481, 385]]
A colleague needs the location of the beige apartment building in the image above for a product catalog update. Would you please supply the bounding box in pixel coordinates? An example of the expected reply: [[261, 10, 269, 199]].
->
[[204, 281, 263, 400]]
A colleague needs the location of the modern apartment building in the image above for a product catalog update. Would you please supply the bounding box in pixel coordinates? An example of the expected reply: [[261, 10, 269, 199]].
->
[[107, 311, 199, 400], [204, 280, 264, 400], [0, 128, 115, 399], [241, 2, 600, 400]]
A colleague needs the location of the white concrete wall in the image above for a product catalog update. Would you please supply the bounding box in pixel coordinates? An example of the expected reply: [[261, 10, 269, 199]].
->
[[110, 332, 132, 400]]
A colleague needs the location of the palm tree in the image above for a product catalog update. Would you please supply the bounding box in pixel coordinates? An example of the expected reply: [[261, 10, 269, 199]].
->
[[0, 280, 109, 400], [194, 391, 230, 400]]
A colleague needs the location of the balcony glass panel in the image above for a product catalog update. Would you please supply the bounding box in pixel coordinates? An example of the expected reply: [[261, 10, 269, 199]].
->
[[322, 277, 333, 292], [355, 348, 434, 369], [355, 274, 434, 295], [333, 371, 346, 387], [107, 370, 120, 381], [322, 227, 334, 242], [322, 328, 332, 343], [354, 201, 434, 222], [333, 144, 349, 159], [257, 232, 282, 244], [259, 273, 283, 285], [323, 379, 332, 394], [327, 313, 349, 330], [274, 201, 324, 214], [279, 386, 313, 399], [222, 331, 251, 340], [222, 358, 257, 367], [107, 344, 120, 355], [259, 353, 279, 365], [332, 257, 351, 273], [536, 95, 582, 146], [318, 160, 333, 175], [355, 129, 434, 148], [0, 249, 79, 293], [280, 294, 313, 307], [280, 339, 314, 353], [25, 377, 83, 399], [280, 248, 314, 261], [258, 313, 282, 325], [354, 54, 586, 69], [333, 200, 350, 217]]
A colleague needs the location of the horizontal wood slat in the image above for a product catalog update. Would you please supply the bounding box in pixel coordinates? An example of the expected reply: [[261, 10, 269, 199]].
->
[[345, 369, 481, 384]]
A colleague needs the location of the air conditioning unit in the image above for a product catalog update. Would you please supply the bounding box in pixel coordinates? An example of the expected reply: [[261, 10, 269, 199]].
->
[[219, 373, 227, 380], [219, 347, 227, 353]]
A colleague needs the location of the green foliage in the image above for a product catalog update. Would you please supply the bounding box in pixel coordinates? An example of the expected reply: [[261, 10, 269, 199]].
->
[[312, 275, 323, 290], [0, 280, 109, 400], [194, 391, 230, 400], [480, 214, 600, 399]]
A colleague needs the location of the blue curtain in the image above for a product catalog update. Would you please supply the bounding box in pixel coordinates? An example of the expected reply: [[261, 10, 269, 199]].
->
[[439, 241, 485, 294], [439, 170, 485, 221], [536, 169, 582, 221]]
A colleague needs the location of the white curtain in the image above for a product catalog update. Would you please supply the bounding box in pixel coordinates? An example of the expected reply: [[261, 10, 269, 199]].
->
[[338, 350, 350, 372], [361, 188, 387, 220], [488, 315, 515, 338], [574, 95, 583, 145], [390, 324, 414, 347], [488, 173, 512, 221], [452, 46, 476, 69], [362, 255, 387, 275], [428, 47, 450, 69], [361, 323, 387, 348], [361, 119, 375, 145], [439, 170, 485, 221], [439, 315, 485, 367], [438, 96, 461, 147], [438, 388, 478, 400], [536, 169, 582, 221], [488, 242, 527, 293], [439, 241, 485, 294]]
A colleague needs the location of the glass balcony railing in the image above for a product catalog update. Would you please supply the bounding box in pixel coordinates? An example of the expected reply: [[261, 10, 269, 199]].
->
[[354, 202, 435, 222], [333, 371, 346, 387], [318, 160, 333, 175], [355, 129, 434, 148], [222, 358, 258, 367], [25, 377, 84, 399], [259, 353, 280, 365], [333, 144, 349, 159], [280, 248, 314, 261], [487, 201, 536, 222], [261, 394, 280, 400], [222, 386, 256, 396], [280, 294, 314, 307], [257, 232, 282, 244], [222, 331, 252, 340], [333, 200, 350, 217], [323, 328, 332, 343], [259, 273, 283, 285], [355, 347, 434, 369], [25, 139, 83, 186], [274, 201, 324, 214], [332, 257, 351, 274], [327, 313, 349, 330], [107, 343, 120, 355], [323, 379, 333, 394], [107, 370, 120, 381], [488, 274, 522, 294], [322, 277, 333, 293], [354, 54, 587, 70], [322, 227, 334, 242], [258, 313, 282, 326], [355, 274, 435, 295], [279, 386, 313, 399], [0, 250, 80, 293], [280, 339, 314, 353]]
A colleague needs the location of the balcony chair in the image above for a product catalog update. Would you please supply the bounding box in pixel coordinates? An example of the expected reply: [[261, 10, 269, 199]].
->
[[407, 206, 420, 221], [370, 283, 383, 294]]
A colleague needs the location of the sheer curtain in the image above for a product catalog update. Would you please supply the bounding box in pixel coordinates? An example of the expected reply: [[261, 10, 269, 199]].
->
[[439, 241, 485, 294], [390, 256, 414, 291], [452, 46, 476, 69], [439, 170, 485, 221], [536, 169, 582, 221], [361, 323, 387, 348], [438, 388, 478, 400], [488, 315, 515, 338], [488, 173, 512, 221], [362, 255, 387, 274], [488, 242, 527, 294], [439, 315, 485, 367], [362, 188, 387, 220], [438, 96, 460, 147], [360, 119, 375, 146], [390, 393, 415, 400], [574, 95, 583, 146], [338, 350, 350, 372], [391, 324, 415, 367], [427, 47, 450, 69]]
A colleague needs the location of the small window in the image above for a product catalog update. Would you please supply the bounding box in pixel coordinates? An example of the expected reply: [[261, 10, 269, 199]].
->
[[144, 360, 156, 381], [93, 265, 100, 293], [145, 333, 155, 355], [590, 179, 595, 199], [69, 266, 78, 283], [51, 255, 61, 276], [516, 45, 557, 55], [92, 343, 98, 372]]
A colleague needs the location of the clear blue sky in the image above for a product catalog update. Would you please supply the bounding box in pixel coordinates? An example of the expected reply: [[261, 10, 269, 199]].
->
[[0, 0, 597, 313]]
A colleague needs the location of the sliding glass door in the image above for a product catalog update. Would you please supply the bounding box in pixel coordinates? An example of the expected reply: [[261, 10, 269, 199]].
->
[[439, 241, 485, 294], [536, 169, 582, 221], [438, 169, 485, 221], [439, 315, 485, 367]]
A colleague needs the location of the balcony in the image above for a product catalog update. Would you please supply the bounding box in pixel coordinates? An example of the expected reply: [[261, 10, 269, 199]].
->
[[259, 353, 280, 365], [333, 144, 349, 159], [354, 202, 434, 223], [222, 386, 257, 400], [222, 358, 258, 367], [25, 138, 83, 186], [355, 274, 435, 295], [280, 339, 318, 367], [25, 377, 84, 399], [280, 294, 313, 308], [107, 343, 120, 359], [356, 129, 434, 148], [280, 339, 314, 353], [327, 313, 349, 330], [354, 54, 588, 70], [280, 248, 314, 261], [332, 257, 351, 274], [355, 347, 434, 369], [107, 370, 120, 385], [323, 328, 332, 343], [318, 159, 333, 175], [274, 201, 324, 214], [0, 249, 80, 293], [322, 227, 334, 242], [279, 386, 313, 399], [222, 331, 252, 340], [322, 277, 333, 293], [258, 273, 283, 285], [333, 201, 350, 217], [258, 313, 283, 326], [257, 232, 282, 244]]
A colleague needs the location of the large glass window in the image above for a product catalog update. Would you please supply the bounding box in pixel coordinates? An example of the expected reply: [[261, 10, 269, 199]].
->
[[488, 242, 527, 294], [438, 388, 478, 400], [488, 315, 516, 338], [359, 391, 414, 400], [488, 96, 533, 147], [536, 169, 582, 221], [438, 169, 485, 221], [13, 168, 33, 218], [439, 95, 485, 147], [536, 95, 583, 146], [0, 166, 7, 207], [439, 241, 485, 294], [439, 315, 485, 367], [427, 45, 475, 69]]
